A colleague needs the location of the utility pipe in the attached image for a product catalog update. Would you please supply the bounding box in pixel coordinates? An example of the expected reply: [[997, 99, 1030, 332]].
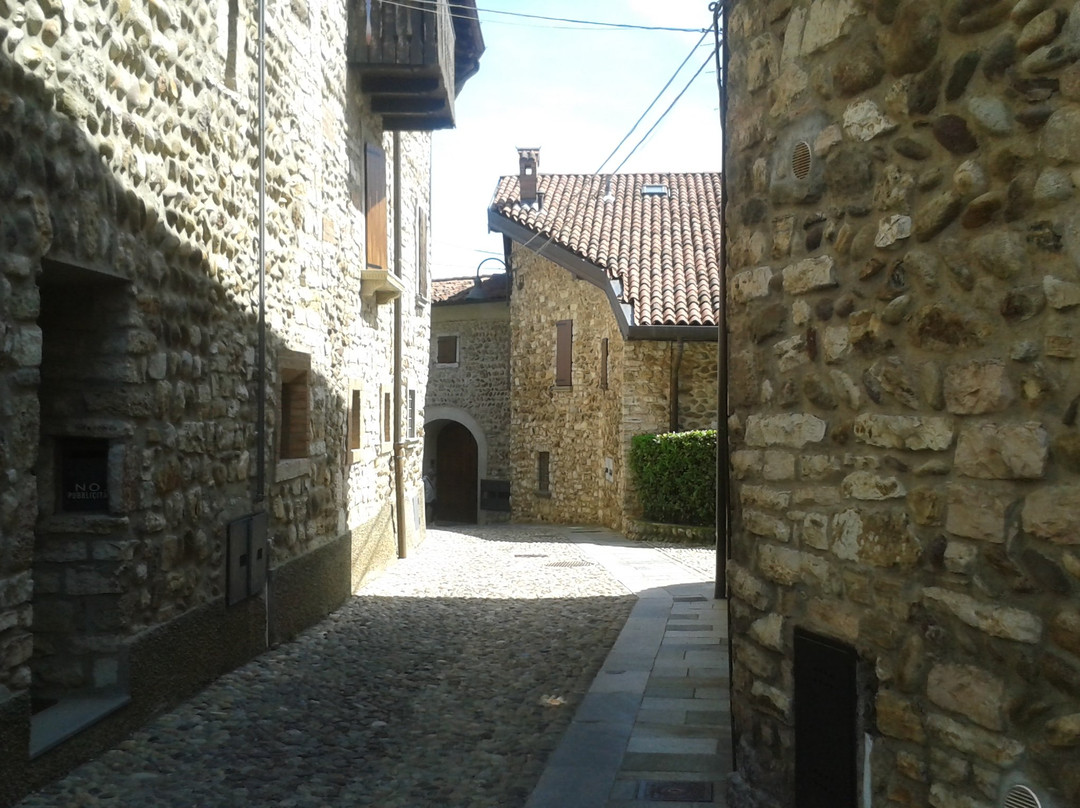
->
[[393, 131, 407, 559], [669, 338, 684, 432], [255, 0, 267, 505], [711, 0, 731, 602]]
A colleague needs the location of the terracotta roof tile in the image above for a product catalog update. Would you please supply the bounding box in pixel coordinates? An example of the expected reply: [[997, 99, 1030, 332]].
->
[[432, 273, 509, 304], [488, 173, 721, 327]]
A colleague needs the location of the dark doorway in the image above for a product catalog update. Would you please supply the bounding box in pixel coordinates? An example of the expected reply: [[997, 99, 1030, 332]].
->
[[435, 422, 477, 523], [794, 628, 858, 808]]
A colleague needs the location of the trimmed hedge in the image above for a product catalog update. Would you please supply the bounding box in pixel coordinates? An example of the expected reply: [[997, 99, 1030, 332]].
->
[[629, 430, 717, 526]]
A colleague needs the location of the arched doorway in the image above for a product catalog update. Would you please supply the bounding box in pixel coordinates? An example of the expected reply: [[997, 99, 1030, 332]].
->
[[435, 421, 478, 523]]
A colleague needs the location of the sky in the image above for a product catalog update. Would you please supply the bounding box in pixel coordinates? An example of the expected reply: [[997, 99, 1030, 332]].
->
[[430, 1, 723, 279]]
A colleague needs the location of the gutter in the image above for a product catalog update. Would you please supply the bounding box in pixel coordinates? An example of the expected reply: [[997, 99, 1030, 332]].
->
[[488, 211, 718, 343], [393, 131, 407, 559]]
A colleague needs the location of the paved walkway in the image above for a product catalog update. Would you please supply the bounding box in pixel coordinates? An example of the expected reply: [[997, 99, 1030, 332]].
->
[[16, 525, 729, 808], [530, 530, 730, 808]]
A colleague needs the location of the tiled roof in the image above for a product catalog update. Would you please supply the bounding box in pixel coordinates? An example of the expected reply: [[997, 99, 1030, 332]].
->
[[489, 173, 722, 327], [432, 273, 509, 304]]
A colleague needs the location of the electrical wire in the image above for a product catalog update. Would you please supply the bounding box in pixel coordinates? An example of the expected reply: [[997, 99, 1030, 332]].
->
[[605, 45, 717, 177], [594, 29, 711, 174], [378, 0, 707, 33]]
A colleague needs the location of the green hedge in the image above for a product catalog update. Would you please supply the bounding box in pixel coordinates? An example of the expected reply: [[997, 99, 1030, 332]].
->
[[629, 430, 717, 526]]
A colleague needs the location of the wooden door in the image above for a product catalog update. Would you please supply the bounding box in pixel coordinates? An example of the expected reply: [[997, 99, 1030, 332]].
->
[[435, 422, 477, 523]]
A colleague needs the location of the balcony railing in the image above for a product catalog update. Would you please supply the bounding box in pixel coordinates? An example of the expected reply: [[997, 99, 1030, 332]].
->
[[348, 0, 457, 131]]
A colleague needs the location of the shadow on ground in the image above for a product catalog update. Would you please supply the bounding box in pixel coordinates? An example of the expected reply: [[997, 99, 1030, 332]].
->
[[17, 593, 635, 808]]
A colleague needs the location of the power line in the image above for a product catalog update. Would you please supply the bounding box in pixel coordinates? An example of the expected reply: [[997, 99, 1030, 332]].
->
[[594, 30, 710, 174], [605, 46, 717, 177], [378, 0, 707, 33]]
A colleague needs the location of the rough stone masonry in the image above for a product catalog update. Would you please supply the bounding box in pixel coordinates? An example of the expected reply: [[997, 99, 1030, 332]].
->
[[725, 1, 1080, 806]]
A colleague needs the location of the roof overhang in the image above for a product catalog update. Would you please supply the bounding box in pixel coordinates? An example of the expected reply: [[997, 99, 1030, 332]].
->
[[488, 210, 718, 343]]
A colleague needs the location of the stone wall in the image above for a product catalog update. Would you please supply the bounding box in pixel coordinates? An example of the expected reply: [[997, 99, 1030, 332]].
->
[[622, 340, 718, 521], [508, 249, 718, 531], [726, 1, 1080, 806], [428, 299, 512, 485], [0, 0, 432, 797]]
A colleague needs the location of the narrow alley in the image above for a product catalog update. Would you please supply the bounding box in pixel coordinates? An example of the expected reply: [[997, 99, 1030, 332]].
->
[[15, 527, 730, 808]]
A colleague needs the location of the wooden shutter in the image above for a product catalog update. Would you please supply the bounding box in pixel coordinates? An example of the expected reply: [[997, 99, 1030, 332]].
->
[[600, 338, 609, 390], [555, 320, 573, 387], [365, 143, 387, 270]]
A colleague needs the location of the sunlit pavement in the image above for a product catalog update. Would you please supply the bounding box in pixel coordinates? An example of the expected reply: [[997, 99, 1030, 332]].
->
[[527, 529, 731, 808]]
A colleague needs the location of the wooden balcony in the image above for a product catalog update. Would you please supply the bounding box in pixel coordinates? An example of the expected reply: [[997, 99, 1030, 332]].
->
[[348, 0, 458, 131]]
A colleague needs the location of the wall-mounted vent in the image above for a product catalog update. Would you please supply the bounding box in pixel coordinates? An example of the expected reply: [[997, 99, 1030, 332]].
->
[[1003, 784, 1042, 808], [792, 141, 813, 180], [642, 183, 669, 197]]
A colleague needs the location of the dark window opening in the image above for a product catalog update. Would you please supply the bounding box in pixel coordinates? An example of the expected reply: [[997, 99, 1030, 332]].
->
[[555, 320, 572, 387], [436, 335, 458, 365], [538, 451, 550, 493], [347, 388, 361, 453], [600, 337, 609, 390]]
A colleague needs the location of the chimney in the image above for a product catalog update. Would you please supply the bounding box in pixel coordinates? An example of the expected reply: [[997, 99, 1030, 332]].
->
[[518, 147, 540, 203]]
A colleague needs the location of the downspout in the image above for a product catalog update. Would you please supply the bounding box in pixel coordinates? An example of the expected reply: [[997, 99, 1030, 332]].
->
[[393, 131, 407, 559], [712, 0, 736, 776], [255, 0, 267, 506], [712, 0, 731, 602], [256, 0, 269, 651], [669, 338, 684, 432]]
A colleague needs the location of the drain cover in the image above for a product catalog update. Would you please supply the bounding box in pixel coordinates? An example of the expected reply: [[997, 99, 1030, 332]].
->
[[639, 781, 714, 802], [515, 554, 547, 558], [673, 595, 708, 603], [547, 560, 593, 568]]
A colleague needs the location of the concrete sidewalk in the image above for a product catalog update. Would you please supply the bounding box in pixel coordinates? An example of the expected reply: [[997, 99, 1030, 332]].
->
[[527, 531, 731, 808]]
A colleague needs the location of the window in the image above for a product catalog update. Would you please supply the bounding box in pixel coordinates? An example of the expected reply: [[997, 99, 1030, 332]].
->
[[600, 338, 609, 390], [417, 207, 429, 298], [407, 389, 417, 439], [537, 452, 550, 494], [436, 335, 458, 365], [555, 320, 573, 387], [382, 388, 392, 445], [279, 351, 311, 459], [365, 142, 387, 270], [346, 383, 362, 461]]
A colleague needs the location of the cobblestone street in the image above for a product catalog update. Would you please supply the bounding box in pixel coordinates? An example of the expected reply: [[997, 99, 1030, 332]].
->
[[16, 526, 718, 808]]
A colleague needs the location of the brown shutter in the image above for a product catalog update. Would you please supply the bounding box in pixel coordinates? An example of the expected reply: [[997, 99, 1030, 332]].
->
[[555, 320, 572, 387], [365, 143, 387, 270], [600, 338, 609, 390]]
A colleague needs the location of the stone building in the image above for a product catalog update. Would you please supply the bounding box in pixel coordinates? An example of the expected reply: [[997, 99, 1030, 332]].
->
[[425, 272, 512, 524], [487, 152, 721, 532], [0, 0, 482, 801], [724, 1, 1080, 806]]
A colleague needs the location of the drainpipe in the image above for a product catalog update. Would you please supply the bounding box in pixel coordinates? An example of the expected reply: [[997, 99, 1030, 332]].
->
[[255, 0, 267, 506], [393, 131, 407, 558], [712, 0, 735, 775], [669, 338, 684, 432], [712, 0, 731, 603]]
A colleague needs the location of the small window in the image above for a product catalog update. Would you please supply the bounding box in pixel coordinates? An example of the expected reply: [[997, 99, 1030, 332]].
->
[[417, 208, 429, 298], [436, 335, 458, 365], [365, 142, 388, 270], [347, 385, 362, 458], [600, 338, 609, 390], [382, 388, 392, 445], [279, 351, 311, 459], [407, 389, 417, 439], [555, 320, 573, 387], [538, 451, 550, 494]]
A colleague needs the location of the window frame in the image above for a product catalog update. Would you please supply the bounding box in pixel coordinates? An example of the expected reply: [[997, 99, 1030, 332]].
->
[[435, 334, 459, 367]]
